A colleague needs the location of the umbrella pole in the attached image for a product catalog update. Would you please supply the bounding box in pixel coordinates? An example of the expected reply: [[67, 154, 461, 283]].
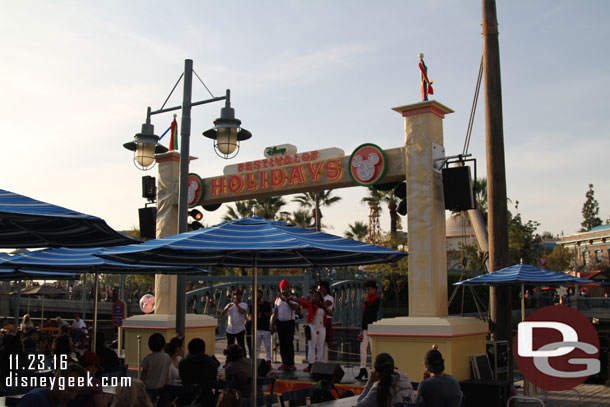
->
[[41, 295, 45, 329], [40, 279, 46, 329], [251, 255, 258, 407], [93, 271, 99, 351], [521, 284, 525, 322], [13, 280, 22, 334]]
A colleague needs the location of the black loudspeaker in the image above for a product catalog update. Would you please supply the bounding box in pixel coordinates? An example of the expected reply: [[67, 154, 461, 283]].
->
[[442, 166, 476, 211], [138, 207, 157, 239], [460, 380, 511, 407], [141, 176, 156, 201], [257, 358, 271, 377], [310, 362, 344, 383]]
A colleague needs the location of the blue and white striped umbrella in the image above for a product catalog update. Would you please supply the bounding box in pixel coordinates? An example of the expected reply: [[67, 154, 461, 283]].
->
[[0, 247, 208, 274], [0, 189, 139, 248], [96, 216, 408, 268], [97, 216, 406, 403], [453, 263, 590, 286]]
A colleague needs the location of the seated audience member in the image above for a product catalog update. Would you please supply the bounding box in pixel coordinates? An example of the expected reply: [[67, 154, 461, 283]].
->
[[71, 314, 87, 344], [52, 334, 78, 364], [165, 336, 184, 385], [111, 380, 153, 407], [140, 333, 171, 401], [178, 338, 220, 406], [21, 314, 34, 333], [17, 363, 86, 407], [224, 344, 257, 399], [69, 352, 104, 407], [216, 388, 242, 407], [1, 335, 27, 395], [157, 336, 185, 407], [416, 348, 462, 407], [356, 353, 415, 407], [95, 332, 120, 371], [22, 329, 39, 354]]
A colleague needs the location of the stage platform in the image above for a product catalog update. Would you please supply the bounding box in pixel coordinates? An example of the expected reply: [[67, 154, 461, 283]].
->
[[214, 337, 368, 395]]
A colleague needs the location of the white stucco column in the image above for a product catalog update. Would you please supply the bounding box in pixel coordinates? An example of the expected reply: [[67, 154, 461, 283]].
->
[[393, 100, 453, 317], [153, 151, 181, 314]]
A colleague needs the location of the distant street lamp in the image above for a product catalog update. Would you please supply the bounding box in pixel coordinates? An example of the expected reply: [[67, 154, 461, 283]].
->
[[123, 59, 251, 335]]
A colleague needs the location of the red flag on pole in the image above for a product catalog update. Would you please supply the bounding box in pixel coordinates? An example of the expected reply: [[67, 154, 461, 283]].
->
[[169, 114, 178, 151]]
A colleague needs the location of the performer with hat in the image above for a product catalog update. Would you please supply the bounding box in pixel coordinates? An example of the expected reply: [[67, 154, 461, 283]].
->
[[222, 288, 248, 351], [272, 280, 299, 371]]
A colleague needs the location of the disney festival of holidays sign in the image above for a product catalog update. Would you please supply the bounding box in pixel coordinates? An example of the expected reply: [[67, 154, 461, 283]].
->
[[191, 143, 406, 206]]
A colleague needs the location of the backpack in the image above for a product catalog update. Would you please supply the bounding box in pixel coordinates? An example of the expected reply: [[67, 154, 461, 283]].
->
[[310, 380, 337, 403]]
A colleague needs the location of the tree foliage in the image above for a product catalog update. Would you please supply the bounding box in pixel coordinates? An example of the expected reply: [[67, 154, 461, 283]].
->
[[292, 190, 342, 231], [545, 245, 573, 272], [580, 184, 603, 232], [344, 221, 368, 241], [289, 209, 315, 228]]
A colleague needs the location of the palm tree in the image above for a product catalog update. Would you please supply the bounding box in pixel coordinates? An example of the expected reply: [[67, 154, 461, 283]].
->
[[222, 200, 256, 221], [292, 190, 342, 231], [289, 210, 315, 229], [362, 187, 400, 247], [473, 178, 487, 219], [345, 221, 368, 241], [253, 197, 289, 220]]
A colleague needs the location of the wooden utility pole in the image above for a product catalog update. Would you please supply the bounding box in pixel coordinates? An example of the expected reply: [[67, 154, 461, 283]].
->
[[482, 0, 513, 378]]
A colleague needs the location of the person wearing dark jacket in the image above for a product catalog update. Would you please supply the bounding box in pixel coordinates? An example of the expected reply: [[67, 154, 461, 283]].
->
[[178, 338, 220, 406], [356, 280, 380, 381]]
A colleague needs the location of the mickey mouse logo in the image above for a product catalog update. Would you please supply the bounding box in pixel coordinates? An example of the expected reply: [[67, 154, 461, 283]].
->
[[348, 144, 386, 186], [187, 173, 204, 207], [352, 152, 380, 182]]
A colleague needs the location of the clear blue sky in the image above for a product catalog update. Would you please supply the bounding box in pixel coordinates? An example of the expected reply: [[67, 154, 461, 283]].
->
[[2, 1, 609, 238]]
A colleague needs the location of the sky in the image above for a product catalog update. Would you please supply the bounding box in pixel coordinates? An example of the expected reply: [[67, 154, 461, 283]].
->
[[2, 0, 610, 240]]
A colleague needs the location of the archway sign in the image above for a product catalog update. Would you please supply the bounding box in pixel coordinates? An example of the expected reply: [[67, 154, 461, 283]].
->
[[193, 143, 404, 205], [147, 100, 488, 384]]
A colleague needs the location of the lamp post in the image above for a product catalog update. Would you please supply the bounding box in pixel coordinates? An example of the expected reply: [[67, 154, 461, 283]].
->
[[124, 59, 251, 335]]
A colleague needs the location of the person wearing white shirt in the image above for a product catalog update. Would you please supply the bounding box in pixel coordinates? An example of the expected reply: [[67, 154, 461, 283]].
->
[[272, 280, 299, 371], [222, 289, 248, 351]]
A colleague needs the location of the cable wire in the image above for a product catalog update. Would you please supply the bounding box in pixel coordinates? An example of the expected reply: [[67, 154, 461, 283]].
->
[[463, 56, 484, 156], [160, 73, 184, 110], [193, 69, 215, 98]]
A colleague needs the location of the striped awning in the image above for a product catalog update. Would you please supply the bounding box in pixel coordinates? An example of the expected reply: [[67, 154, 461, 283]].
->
[[0, 247, 208, 275], [0, 189, 139, 248], [97, 216, 408, 268], [453, 263, 591, 286]]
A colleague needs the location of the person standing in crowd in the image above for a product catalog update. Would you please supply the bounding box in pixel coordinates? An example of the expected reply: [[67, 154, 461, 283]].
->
[[178, 338, 220, 407], [356, 280, 381, 381], [222, 289, 248, 351], [272, 280, 299, 371], [317, 280, 334, 362], [294, 291, 328, 372], [416, 348, 462, 407], [356, 353, 415, 407], [249, 289, 273, 368], [140, 333, 170, 401]]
